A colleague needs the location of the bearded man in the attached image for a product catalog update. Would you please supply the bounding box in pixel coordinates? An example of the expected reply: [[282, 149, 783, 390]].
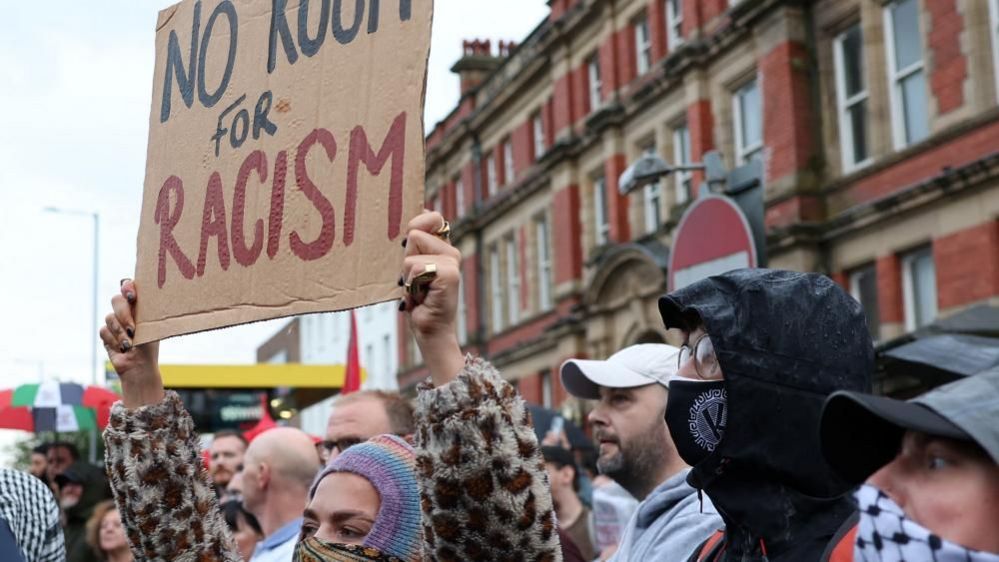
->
[[561, 344, 721, 561]]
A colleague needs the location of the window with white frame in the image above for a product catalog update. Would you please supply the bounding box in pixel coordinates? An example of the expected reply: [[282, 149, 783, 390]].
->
[[455, 175, 465, 217], [410, 333, 423, 365], [733, 78, 763, 164], [536, 215, 553, 311], [532, 113, 546, 160], [991, 0, 999, 101], [493, 151, 504, 191], [541, 371, 553, 408], [849, 263, 881, 341], [901, 246, 937, 332], [634, 15, 652, 75], [485, 152, 497, 198], [364, 343, 374, 384], [588, 54, 603, 111], [503, 138, 515, 186], [666, 0, 684, 50], [457, 272, 468, 345], [490, 246, 504, 333], [834, 23, 871, 171], [434, 192, 443, 215], [642, 144, 662, 234], [885, 0, 929, 149], [506, 235, 521, 326], [673, 124, 692, 204], [594, 175, 609, 245], [316, 314, 326, 351], [381, 334, 392, 383]]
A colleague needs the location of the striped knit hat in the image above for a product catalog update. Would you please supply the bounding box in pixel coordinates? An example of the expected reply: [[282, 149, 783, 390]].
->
[[310, 434, 422, 560]]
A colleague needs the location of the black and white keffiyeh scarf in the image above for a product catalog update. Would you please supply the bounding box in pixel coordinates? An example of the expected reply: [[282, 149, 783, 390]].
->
[[0, 468, 64, 562], [855, 484, 999, 562]]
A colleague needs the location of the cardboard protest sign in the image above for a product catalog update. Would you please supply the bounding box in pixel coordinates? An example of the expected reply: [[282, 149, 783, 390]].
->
[[133, 0, 432, 344]]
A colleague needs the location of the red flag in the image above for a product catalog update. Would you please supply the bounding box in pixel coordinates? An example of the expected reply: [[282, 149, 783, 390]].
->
[[343, 310, 362, 394], [243, 395, 278, 442]]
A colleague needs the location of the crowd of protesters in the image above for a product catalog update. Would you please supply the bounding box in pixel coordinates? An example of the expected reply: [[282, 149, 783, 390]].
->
[[3, 209, 996, 562]]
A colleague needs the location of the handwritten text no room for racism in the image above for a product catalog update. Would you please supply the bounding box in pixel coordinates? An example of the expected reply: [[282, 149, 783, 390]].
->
[[151, 0, 415, 289]]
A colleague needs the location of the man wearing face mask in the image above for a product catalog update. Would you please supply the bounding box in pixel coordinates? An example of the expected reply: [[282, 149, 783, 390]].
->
[[658, 269, 873, 561], [561, 344, 722, 561]]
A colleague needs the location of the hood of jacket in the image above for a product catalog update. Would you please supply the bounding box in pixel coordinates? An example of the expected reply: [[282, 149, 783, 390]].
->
[[61, 461, 110, 524], [634, 469, 700, 528], [658, 269, 873, 559]]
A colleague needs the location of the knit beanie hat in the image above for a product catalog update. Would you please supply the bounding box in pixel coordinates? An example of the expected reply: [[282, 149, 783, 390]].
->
[[309, 434, 422, 561]]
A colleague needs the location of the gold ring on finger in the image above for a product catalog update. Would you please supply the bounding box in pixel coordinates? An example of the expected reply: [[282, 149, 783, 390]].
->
[[407, 263, 438, 295], [434, 220, 451, 243]]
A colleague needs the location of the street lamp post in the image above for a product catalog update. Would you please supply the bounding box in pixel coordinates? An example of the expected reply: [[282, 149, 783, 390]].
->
[[618, 149, 769, 275], [44, 207, 100, 463], [44, 207, 100, 387], [618, 150, 734, 196]]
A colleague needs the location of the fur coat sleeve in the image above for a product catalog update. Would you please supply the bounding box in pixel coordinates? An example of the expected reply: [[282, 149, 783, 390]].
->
[[103, 391, 240, 562], [413, 355, 562, 562]]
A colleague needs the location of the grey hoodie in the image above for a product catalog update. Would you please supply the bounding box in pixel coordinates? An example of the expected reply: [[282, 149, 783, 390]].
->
[[609, 469, 721, 562]]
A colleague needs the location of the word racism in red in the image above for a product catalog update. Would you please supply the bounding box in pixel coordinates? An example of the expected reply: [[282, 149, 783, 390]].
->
[[154, 113, 406, 289]]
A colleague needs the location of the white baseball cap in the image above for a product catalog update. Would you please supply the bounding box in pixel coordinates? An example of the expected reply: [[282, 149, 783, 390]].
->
[[560, 344, 681, 400]]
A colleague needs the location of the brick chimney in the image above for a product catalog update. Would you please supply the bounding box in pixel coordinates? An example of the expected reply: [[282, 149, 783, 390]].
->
[[451, 39, 514, 96]]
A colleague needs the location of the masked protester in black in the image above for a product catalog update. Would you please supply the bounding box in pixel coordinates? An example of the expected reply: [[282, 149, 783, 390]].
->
[[658, 269, 874, 562]]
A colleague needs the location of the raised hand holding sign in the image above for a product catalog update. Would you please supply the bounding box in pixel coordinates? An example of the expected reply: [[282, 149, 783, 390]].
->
[[133, 0, 432, 343]]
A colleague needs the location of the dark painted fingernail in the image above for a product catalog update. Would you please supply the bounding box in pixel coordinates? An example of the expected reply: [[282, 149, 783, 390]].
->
[[126, 292, 136, 303], [397, 277, 404, 287], [120, 340, 132, 353], [398, 300, 406, 311], [401, 238, 407, 248], [126, 327, 135, 339]]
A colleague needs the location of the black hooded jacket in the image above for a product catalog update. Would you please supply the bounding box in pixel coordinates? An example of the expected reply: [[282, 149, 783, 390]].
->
[[61, 461, 111, 562], [659, 269, 873, 561]]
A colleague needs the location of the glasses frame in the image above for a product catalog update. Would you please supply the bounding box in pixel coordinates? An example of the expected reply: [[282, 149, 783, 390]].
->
[[677, 333, 721, 380], [315, 437, 363, 462]]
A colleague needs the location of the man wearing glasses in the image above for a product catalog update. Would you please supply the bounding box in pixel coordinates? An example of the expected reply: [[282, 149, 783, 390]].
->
[[316, 390, 415, 464], [659, 269, 873, 561], [560, 344, 721, 561]]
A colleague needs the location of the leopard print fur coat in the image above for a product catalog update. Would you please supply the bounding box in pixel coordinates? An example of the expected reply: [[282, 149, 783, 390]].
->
[[103, 355, 561, 562]]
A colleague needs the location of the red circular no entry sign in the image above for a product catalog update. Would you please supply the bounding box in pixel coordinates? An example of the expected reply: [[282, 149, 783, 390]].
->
[[669, 195, 758, 291]]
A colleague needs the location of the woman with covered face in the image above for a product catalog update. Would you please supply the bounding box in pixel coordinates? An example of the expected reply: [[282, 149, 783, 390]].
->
[[98, 211, 561, 561], [821, 366, 999, 561]]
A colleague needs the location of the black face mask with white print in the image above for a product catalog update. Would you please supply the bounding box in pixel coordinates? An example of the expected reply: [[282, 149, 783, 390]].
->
[[665, 376, 728, 467]]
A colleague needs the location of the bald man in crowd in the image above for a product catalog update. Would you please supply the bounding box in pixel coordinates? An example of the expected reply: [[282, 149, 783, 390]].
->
[[240, 427, 320, 562]]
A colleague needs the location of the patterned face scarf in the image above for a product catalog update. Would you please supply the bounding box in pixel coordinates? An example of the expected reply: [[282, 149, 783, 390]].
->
[[855, 485, 999, 562], [293, 537, 410, 562], [0, 469, 64, 562]]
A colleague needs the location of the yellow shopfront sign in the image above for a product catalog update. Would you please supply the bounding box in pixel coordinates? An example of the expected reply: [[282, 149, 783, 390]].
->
[[108, 363, 364, 389]]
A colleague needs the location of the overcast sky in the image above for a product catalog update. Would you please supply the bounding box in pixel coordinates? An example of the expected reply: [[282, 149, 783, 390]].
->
[[0, 0, 549, 453]]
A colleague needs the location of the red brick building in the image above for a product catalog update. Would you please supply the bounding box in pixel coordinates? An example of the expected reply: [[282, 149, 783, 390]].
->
[[398, 0, 999, 413]]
